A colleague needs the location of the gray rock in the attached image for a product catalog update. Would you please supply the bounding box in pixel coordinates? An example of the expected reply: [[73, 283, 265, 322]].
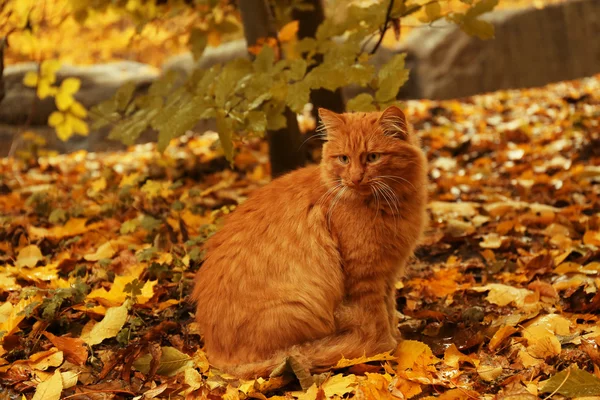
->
[[162, 39, 249, 77], [0, 62, 159, 125], [396, 0, 600, 99]]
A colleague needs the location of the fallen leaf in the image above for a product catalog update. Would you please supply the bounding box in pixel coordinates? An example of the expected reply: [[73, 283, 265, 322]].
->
[[32, 369, 63, 400], [28, 348, 64, 371], [443, 344, 478, 368], [583, 231, 600, 246], [489, 326, 518, 351], [84, 241, 118, 261], [43, 332, 88, 366], [541, 366, 600, 396], [83, 302, 129, 346], [133, 346, 192, 376], [321, 373, 357, 398], [333, 351, 396, 369], [16, 245, 44, 268]]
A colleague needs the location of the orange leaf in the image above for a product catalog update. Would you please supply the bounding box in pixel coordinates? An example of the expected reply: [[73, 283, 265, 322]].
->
[[43, 332, 88, 366]]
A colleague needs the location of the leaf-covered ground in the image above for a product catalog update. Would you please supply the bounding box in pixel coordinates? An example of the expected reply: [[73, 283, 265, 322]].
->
[[1, 75, 600, 399]]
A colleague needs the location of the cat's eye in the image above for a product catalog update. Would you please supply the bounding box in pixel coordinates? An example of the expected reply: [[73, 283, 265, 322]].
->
[[338, 155, 349, 165], [366, 153, 381, 163]]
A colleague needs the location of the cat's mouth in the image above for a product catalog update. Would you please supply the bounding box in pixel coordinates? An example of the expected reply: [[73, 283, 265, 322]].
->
[[345, 183, 373, 196]]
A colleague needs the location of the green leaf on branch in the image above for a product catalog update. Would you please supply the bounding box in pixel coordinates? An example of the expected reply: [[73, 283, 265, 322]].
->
[[285, 82, 310, 113], [246, 111, 267, 133], [265, 101, 287, 131], [449, 0, 498, 40], [214, 59, 253, 107], [347, 93, 377, 112], [148, 70, 178, 98], [115, 81, 137, 112], [287, 59, 307, 81], [216, 110, 235, 163], [375, 53, 409, 102], [254, 46, 275, 74], [108, 107, 158, 146]]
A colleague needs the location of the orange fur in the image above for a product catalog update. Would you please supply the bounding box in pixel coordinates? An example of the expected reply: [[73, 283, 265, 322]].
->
[[192, 106, 428, 379]]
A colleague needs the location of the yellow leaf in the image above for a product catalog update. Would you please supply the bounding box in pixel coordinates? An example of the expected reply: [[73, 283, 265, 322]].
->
[[29, 218, 96, 240], [0, 302, 13, 323], [61, 370, 78, 389], [23, 71, 39, 87], [48, 112, 65, 127], [471, 284, 536, 308], [70, 115, 89, 135], [488, 325, 518, 351], [55, 91, 75, 111], [9, 264, 59, 282], [87, 276, 156, 307], [16, 244, 44, 268], [192, 349, 210, 373], [394, 376, 422, 398], [420, 1, 441, 22], [83, 303, 129, 346], [334, 351, 396, 369], [37, 80, 58, 99], [89, 177, 107, 195], [183, 367, 203, 395], [40, 60, 61, 82], [29, 348, 64, 371], [70, 101, 87, 118], [321, 374, 357, 398], [60, 78, 81, 94], [32, 369, 63, 400], [120, 172, 143, 187], [55, 120, 74, 141], [477, 363, 503, 382], [0, 296, 43, 337], [84, 240, 117, 261], [0, 272, 19, 291], [141, 180, 172, 199], [443, 344, 478, 368], [13, 0, 34, 28], [396, 340, 439, 375]]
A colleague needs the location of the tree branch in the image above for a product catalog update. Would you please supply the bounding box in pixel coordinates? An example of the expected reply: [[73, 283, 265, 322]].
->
[[370, 0, 395, 55]]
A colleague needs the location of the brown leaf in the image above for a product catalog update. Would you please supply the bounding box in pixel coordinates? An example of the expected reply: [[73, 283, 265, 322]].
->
[[43, 332, 88, 366]]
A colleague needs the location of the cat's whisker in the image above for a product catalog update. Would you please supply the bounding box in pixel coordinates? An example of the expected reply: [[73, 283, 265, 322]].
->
[[373, 182, 394, 219], [376, 175, 417, 192], [327, 186, 347, 229], [372, 181, 399, 232], [370, 185, 381, 222], [379, 181, 401, 215], [316, 182, 343, 206], [299, 133, 328, 150]]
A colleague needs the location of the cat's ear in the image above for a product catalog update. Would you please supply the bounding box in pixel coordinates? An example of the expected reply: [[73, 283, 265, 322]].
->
[[318, 108, 345, 135], [378, 105, 408, 140]]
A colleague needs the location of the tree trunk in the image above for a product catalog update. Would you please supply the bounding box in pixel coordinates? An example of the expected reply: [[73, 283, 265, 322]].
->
[[238, 0, 306, 177], [0, 38, 5, 105], [293, 0, 345, 115]]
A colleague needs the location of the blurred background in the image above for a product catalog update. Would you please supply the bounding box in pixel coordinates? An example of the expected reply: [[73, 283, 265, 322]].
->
[[0, 0, 598, 174]]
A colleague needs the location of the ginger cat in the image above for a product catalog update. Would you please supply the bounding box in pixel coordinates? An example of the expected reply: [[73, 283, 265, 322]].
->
[[192, 106, 428, 378]]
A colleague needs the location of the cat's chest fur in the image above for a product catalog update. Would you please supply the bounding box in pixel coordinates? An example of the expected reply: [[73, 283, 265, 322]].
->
[[329, 198, 408, 275]]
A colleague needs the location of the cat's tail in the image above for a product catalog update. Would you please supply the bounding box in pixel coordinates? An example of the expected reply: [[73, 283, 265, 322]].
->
[[219, 330, 390, 379]]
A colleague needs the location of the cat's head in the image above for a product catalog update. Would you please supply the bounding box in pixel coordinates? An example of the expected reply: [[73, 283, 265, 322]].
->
[[319, 106, 426, 197]]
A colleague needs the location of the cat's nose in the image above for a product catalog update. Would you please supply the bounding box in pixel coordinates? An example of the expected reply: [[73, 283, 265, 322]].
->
[[351, 177, 362, 185]]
